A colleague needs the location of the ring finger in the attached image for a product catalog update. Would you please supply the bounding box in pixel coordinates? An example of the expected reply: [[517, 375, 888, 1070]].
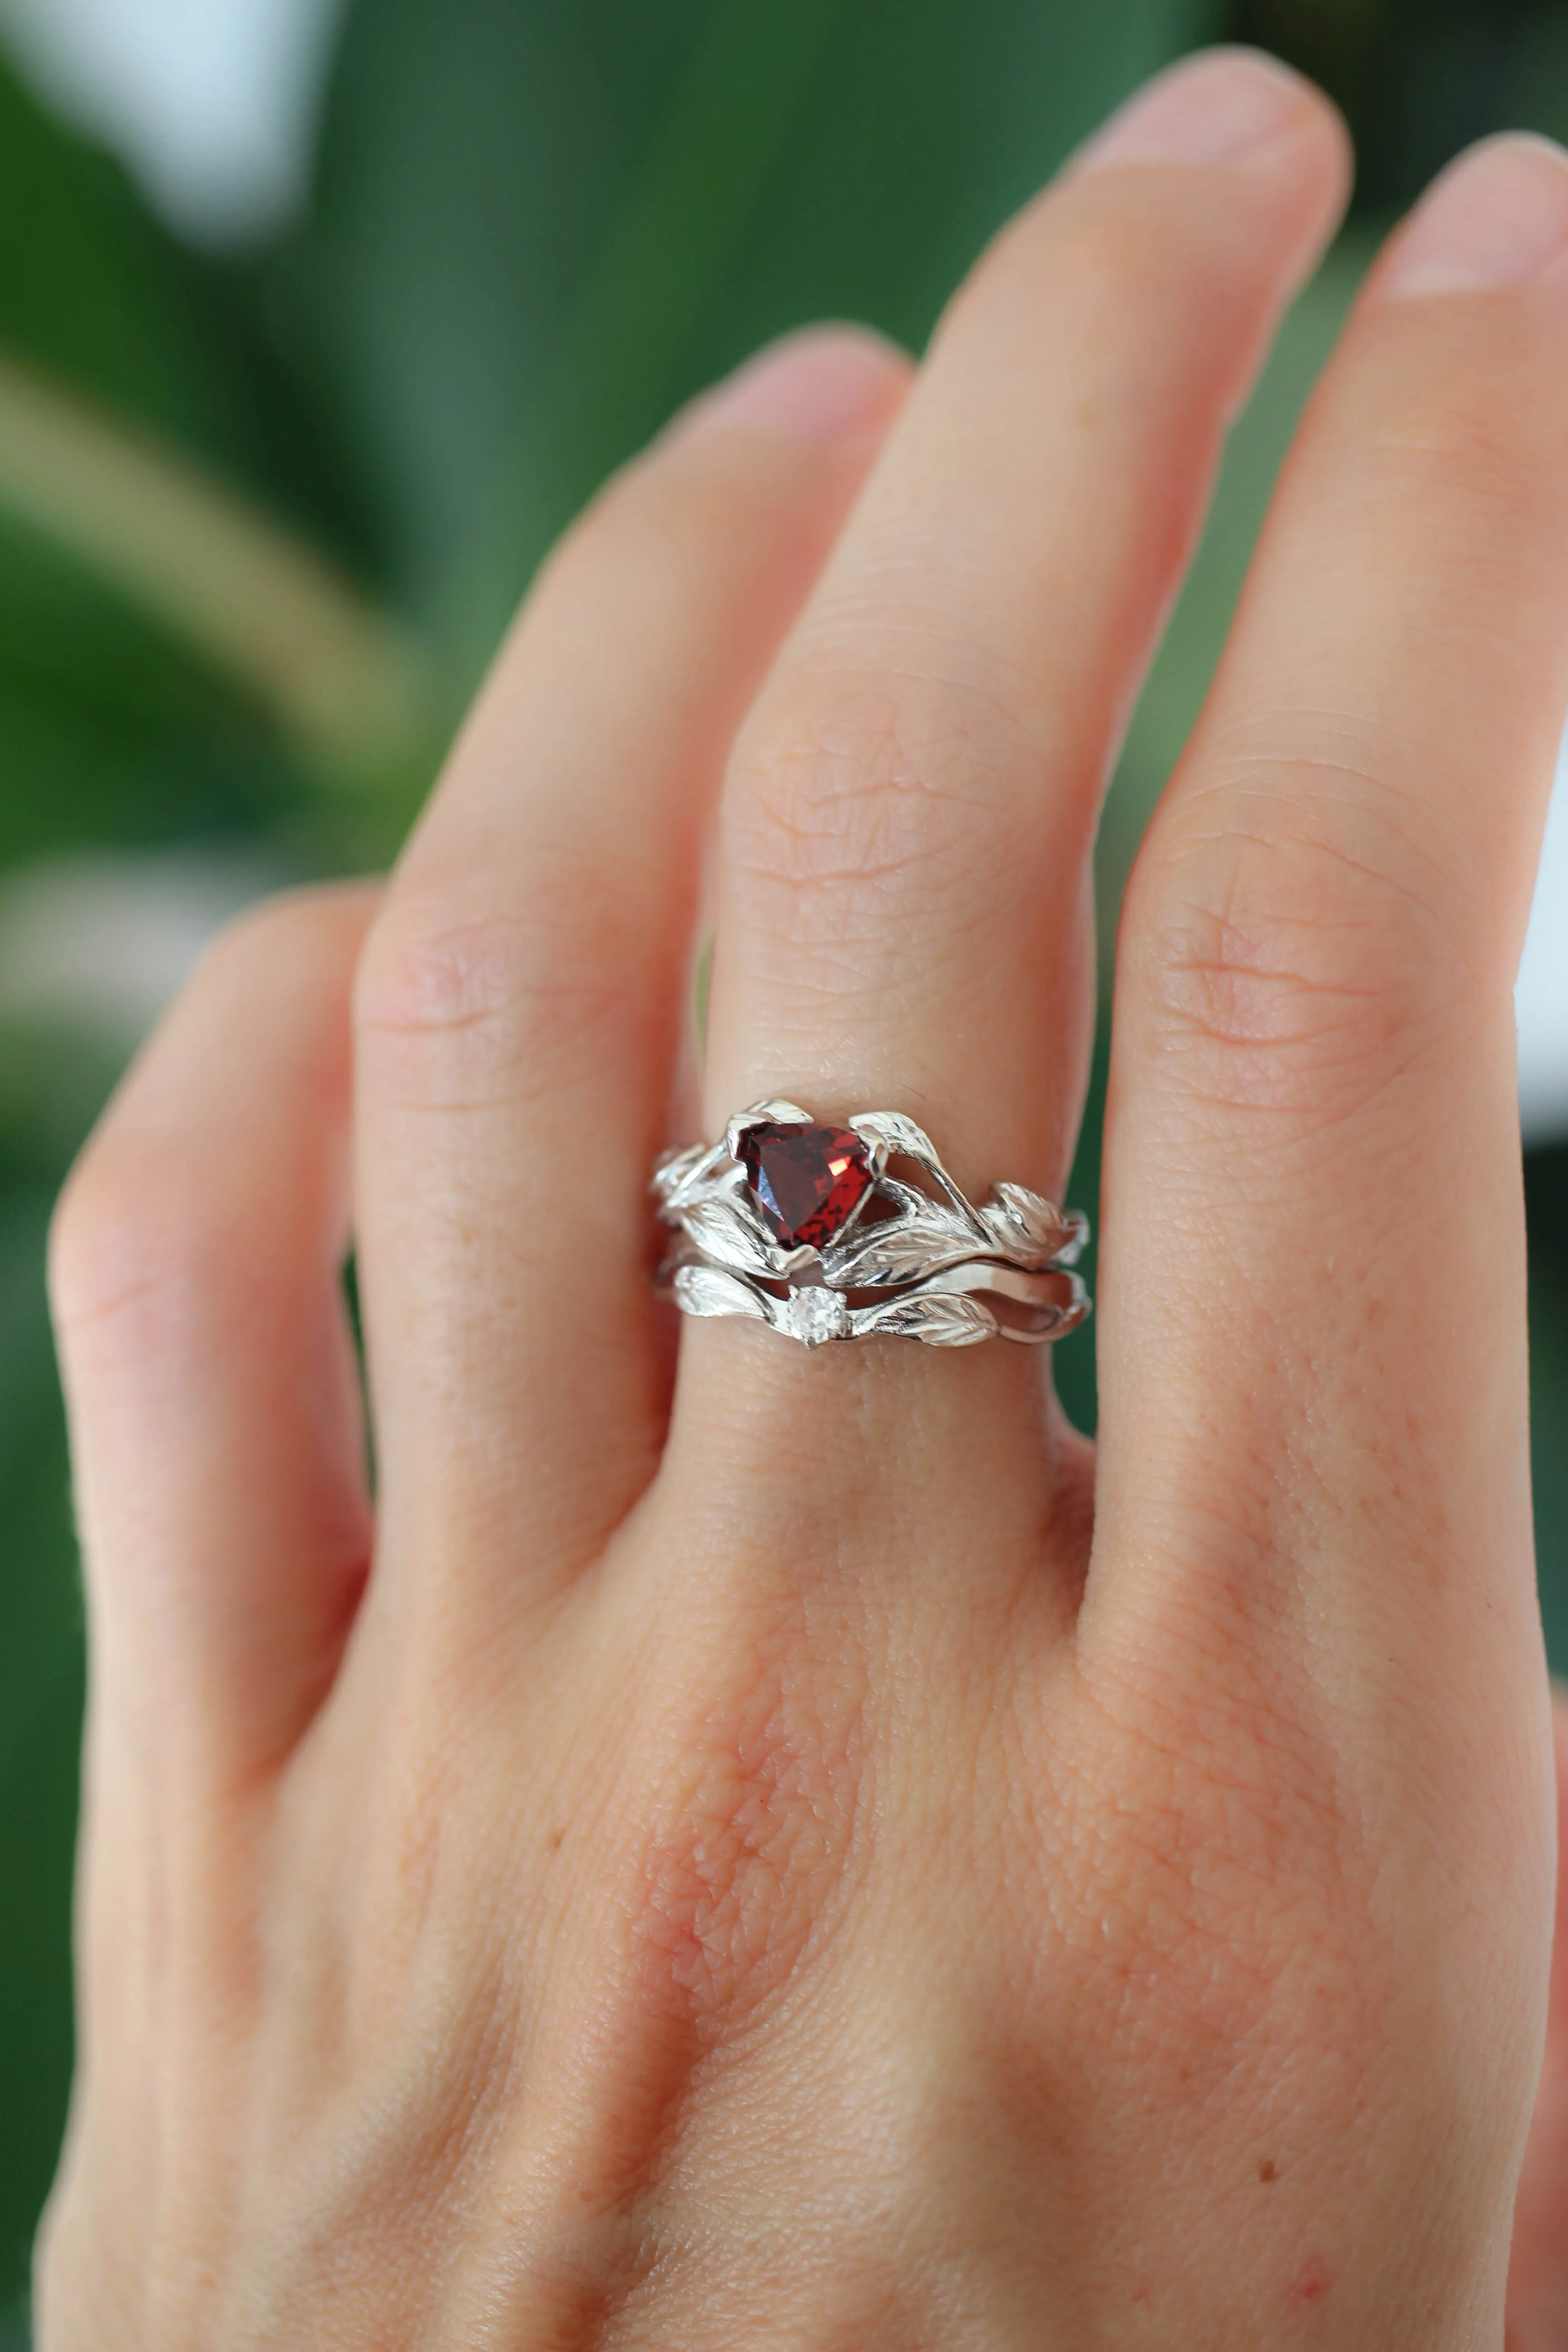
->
[[676, 49, 1350, 1533]]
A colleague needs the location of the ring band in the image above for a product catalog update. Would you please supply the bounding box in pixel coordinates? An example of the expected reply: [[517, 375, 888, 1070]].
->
[[653, 1100, 1091, 1348]]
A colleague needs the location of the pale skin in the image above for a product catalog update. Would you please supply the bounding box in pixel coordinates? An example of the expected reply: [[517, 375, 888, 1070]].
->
[[32, 44, 1568, 2347]]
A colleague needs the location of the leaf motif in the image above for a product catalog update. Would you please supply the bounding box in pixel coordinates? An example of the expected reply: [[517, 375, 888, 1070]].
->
[[851, 1112, 994, 1243], [978, 1184, 1083, 1266], [849, 1110, 940, 1168], [672, 1264, 773, 1323], [679, 1192, 776, 1272], [1058, 1210, 1090, 1265], [825, 1198, 985, 1287], [651, 1140, 715, 1207], [858, 1290, 996, 1347], [739, 1096, 812, 1127]]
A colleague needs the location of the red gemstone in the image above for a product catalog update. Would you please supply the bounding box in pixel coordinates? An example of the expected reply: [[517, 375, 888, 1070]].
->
[[738, 1122, 872, 1250]]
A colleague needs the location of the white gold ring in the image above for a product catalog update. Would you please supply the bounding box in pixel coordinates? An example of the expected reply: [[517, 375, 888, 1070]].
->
[[652, 1100, 1091, 1349]]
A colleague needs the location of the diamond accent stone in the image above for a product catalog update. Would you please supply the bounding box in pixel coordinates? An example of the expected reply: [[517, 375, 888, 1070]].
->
[[781, 1286, 851, 1348], [737, 1122, 872, 1250]]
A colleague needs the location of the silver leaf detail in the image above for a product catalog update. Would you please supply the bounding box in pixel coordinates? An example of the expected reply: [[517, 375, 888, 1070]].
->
[[651, 1140, 723, 1211], [851, 1112, 992, 1241], [977, 1184, 1083, 1266], [679, 1193, 777, 1273], [849, 1109, 941, 1169], [858, 1290, 997, 1346], [825, 1198, 987, 1287], [672, 1264, 773, 1323]]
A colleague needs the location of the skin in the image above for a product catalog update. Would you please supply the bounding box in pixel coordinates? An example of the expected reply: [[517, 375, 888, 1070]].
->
[[30, 46, 1568, 2349]]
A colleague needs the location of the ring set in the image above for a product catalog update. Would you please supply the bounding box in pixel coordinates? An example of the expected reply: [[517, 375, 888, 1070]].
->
[[653, 1100, 1090, 1349]]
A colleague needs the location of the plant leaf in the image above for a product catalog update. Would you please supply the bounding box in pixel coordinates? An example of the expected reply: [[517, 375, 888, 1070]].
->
[[291, 0, 1215, 660], [0, 352, 435, 784]]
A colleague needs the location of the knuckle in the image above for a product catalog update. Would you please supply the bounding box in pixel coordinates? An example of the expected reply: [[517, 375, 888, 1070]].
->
[[729, 662, 1030, 966], [955, 186, 1122, 330], [176, 882, 379, 1025], [1362, 339, 1566, 500], [1129, 764, 1474, 1125], [205, 879, 368, 974], [1323, 314, 1568, 571], [49, 886, 370, 1356], [1357, 407, 1560, 589], [569, 430, 771, 567], [355, 872, 641, 1110], [51, 1139, 227, 1362], [548, 354, 883, 598]]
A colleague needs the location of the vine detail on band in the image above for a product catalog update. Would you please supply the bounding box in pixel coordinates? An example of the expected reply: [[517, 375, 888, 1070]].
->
[[652, 1100, 1091, 1348]]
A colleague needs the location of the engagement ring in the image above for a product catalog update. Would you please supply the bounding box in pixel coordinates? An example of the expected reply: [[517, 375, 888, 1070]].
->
[[653, 1101, 1091, 1348]]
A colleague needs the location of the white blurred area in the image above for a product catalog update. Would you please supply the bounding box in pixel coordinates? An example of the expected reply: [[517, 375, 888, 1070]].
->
[[0, 0, 342, 240], [0, 0, 333, 1041], [1516, 736, 1568, 1144], [0, 855, 279, 1047], [4, 0, 1568, 1139]]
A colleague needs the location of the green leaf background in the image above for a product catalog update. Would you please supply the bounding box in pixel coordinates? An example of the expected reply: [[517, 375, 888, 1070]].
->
[[4, 0, 1568, 2318]]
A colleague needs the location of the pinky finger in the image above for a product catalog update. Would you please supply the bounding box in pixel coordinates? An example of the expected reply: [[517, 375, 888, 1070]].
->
[[50, 883, 378, 1792]]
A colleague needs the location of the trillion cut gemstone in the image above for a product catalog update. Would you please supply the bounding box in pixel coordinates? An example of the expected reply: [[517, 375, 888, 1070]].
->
[[738, 1122, 872, 1250]]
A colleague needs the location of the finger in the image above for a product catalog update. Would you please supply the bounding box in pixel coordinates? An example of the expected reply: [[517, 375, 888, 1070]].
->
[[1085, 146, 1568, 2096], [1096, 139, 1568, 1672], [681, 53, 1348, 1498], [49, 885, 377, 1787], [1506, 1684, 1568, 2348], [352, 333, 910, 1610]]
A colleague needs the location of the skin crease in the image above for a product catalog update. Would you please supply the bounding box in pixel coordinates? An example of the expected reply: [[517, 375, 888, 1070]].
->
[[29, 44, 1568, 2350]]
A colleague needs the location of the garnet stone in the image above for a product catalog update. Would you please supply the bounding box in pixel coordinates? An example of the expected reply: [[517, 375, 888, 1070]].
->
[[738, 1122, 872, 1250]]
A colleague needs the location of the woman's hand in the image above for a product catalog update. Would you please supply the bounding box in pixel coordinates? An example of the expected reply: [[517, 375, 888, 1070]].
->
[[34, 49, 1568, 2347]]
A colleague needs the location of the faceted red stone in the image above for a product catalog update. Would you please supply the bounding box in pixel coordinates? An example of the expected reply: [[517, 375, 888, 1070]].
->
[[738, 1122, 872, 1250]]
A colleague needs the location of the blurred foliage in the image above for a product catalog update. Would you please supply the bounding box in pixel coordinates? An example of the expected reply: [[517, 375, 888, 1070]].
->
[[4, 0, 1568, 2323], [1236, 0, 1568, 208]]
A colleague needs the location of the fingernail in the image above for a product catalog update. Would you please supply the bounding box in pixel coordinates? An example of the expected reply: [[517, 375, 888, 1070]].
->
[[675, 327, 906, 447], [1075, 48, 1312, 172], [1380, 134, 1568, 297]]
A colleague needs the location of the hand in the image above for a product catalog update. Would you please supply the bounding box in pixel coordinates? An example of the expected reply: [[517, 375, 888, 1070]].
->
[[34, 48, 1568, 2348]]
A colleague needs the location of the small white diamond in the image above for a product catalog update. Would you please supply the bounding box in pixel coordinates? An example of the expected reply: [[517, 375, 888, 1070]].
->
[[783, 1285, 849, 1348]]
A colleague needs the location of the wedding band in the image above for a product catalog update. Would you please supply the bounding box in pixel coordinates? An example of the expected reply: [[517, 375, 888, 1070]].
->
[[652, 1100, 1091, 1348]]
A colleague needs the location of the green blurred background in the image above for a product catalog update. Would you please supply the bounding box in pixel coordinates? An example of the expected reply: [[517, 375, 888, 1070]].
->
[[5, 0, 1568, 2325]]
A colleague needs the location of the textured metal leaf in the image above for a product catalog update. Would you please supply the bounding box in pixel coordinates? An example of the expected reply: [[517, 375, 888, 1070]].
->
[[848, 1114, 994, 1252], [849, 1110, 941, 1167], [678, 1192, 776, 1272], [1057, 1209, 1090, 1265], [651, 1140, 715, 1207], [858, 1290, 997, 1346], [978, 1184, 1082, 1266], [742, 1096, 812, 1125], [825, 1199, 985, 1287], [671, 1264, 772, 1323]]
